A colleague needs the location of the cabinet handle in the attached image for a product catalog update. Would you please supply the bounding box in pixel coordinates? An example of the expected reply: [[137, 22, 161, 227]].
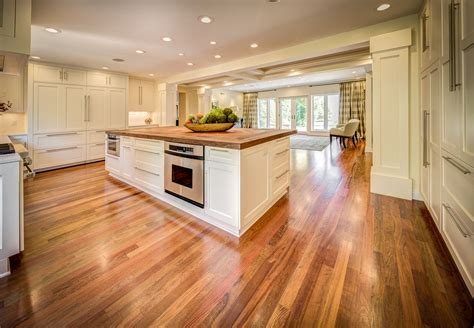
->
[[45, 147, 78, 153], [88, 95, 91, 121], [46, 132, 78, 137], [59, 70, 63, 80], [96, 143, 105, 146], [449, 1, 461, 91], [442, 156, 471, 174], [84, 95, 88, 121], [276, 149, 289, 156], [443, 203, 473, 237], [423, 111, 430, 167], [276, 170, 289, 180], [64, 71, 68, 81], [211, 148, 229, 153]]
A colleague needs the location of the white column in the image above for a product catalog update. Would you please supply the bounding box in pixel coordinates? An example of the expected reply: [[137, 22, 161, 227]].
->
[[370, 29, 413, 200], [157, 83, 177, 126]]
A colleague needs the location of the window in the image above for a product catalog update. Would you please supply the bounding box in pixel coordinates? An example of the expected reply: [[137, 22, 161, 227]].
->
[[312, 94, 339, 131], [257, 98, 276, 128]]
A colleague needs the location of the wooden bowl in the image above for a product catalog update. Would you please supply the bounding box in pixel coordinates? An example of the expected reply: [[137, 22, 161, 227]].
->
[[184, 123, 235, 132]]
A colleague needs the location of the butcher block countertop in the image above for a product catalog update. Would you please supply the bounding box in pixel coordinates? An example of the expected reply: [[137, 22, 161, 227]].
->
[[106, 127, 297, 149]]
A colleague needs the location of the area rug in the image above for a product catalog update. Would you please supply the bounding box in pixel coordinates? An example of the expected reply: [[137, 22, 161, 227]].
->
[[290, 135, 330, 151]]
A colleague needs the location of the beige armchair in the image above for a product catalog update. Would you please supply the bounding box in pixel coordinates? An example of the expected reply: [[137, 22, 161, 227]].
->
[[329, 119, 360, 148]]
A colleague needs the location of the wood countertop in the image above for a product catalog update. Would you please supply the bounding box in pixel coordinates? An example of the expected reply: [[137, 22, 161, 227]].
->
[[106, 127, 297, 149]]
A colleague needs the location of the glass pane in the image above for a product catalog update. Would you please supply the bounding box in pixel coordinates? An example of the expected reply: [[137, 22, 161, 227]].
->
[[257, 99, 268, 128], [295, 97, 307, 132], [268, 99, 276, 128], [172, 164, 193, 189], [312, 96, 325, 130], [327, 94, 340, 129], [280, 98, 292, 129]]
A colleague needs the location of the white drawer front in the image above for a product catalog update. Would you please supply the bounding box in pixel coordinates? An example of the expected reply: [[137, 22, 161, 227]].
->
[[105, 154, 120, 175], [442, 198, 474, 287], [134, 168, 163, 192], [272, 137, 290, 153], [206, 147, 239, 165], [135, 138, 163, 152], [122, 137, 134, 146], [134, 149, 162, 175], [34, 132, 86, 150], [272, 165, 290, 196], [442, 151, 474, 223], [34, 146, 86, 170], [87, 143, 105, 161], [272, 148, 290, 172], [87, 131, 106, 144]]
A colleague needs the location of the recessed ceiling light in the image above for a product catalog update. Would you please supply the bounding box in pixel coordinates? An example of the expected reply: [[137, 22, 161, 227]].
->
[[376, 3, 390, 11], [162, 36, 172, 42], [187, 62, 194, 66], [224, 82, 233, 86], [250, 43, 259, 48], [102, 66, 109, 70], [290, 69, 295, 72], [178, 53, 185, 56], [149, 73, 155, 77], [352, 71, 357, 74], [199, 15, 214, 24], [223, 81, 228, 83], [112, 58, 125, 62], [45, 27, 61, 33], [135, 49, 146, 54], [210, 41, 217, 45], [30, 56, 41, 60], [267, 0, 280, 2], [214, 55, 222, 59]]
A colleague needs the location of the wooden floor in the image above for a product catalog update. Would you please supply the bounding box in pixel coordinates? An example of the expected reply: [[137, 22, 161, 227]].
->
[[0, 141, 472, 327]]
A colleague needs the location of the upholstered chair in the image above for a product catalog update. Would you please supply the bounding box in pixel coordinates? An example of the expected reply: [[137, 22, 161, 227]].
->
[[329, 119, 360, 148]]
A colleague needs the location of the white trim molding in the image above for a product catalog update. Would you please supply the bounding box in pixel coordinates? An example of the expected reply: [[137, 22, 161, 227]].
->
[[370, 28, 414, 200]]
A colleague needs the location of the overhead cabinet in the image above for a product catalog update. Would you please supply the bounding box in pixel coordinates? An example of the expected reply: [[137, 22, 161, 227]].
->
[[87, 71, 128, 88], [129, 78, 155, 111], [30, 63, 128, 170]]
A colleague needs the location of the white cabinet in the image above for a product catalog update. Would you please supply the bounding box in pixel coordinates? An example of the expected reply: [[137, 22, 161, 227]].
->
[[33, 146, 86, 170], [34, 64, 86, 85], [86, 143, 105, 161], [108, 88, 126, 129], [120, 143, 134, 180], [205, 160, 239, 228], [34, 83, 64, 133], [87, 71, 127, 88], [0, 0, 31, 54], [129, 78, 155, 112], [64, 85, 87, 130], [420, 0, 442, 71], [86, 88, 107, 130]]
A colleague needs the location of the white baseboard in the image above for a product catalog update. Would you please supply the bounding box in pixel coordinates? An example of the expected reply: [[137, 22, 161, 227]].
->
[[412, 191, 424, 201], [0, 258, 11, 279], [370, 171, 413, 200]]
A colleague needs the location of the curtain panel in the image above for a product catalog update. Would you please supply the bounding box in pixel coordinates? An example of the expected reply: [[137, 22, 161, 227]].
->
[[242, 93, 258, 128], [338, 81, 366, 138]]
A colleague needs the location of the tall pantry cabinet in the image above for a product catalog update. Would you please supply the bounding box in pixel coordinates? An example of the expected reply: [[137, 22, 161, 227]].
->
[[28, 63, 128, 171], [420, 0, 474, 296]]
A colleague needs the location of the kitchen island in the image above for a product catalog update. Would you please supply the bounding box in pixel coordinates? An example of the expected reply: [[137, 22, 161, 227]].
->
[[105, 127, 296, 236]]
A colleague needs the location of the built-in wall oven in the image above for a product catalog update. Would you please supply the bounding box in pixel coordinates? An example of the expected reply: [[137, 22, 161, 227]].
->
[[164, 142, 204, 208], [107, 134, 120, 157]]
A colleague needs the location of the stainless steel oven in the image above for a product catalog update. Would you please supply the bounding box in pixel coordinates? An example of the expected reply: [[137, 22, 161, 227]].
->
[[164, 142, 204, 208], [107, 134, 120, 157]]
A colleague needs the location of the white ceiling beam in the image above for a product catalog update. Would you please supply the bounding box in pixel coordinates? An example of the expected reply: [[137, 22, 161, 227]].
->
[[226, 72, 262, 81]]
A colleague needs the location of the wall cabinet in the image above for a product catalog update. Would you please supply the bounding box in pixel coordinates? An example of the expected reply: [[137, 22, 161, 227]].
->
[[0, 0, 31, 55], [87, 72, 127, 88], [129, 78, 155, 112], [420, 0, 442, 71], [33, 65, 87, 85]]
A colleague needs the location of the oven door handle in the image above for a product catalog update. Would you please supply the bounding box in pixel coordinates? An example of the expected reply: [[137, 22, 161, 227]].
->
[[164, 150, 204, 160]]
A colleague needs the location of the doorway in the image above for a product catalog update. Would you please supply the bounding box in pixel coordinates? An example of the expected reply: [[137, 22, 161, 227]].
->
[[279, 96, 308, 132]]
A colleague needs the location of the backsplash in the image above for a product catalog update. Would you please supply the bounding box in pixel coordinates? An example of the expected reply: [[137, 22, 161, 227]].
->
[[128, 111, 159, 127], [0, 113, 27, 135]]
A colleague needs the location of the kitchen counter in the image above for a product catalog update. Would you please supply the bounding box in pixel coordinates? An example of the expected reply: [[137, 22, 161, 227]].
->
[[106, 126, 296, 149]]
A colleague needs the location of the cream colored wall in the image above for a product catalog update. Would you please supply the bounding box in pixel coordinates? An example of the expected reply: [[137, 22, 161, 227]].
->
[[258, 84, 340, 99], [211, 90, 243, 111], [0, 113, 27, 134]]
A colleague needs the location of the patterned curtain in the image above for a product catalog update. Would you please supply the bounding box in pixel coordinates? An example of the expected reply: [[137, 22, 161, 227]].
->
[[242, 93, 258, 128], [338, 81, 366, 138]]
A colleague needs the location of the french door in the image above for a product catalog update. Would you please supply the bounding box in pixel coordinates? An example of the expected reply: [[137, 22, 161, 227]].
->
[[279, 97, 308, 132]]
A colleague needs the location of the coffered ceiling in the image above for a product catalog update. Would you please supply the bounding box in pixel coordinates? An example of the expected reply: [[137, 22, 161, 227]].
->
[[31, 0, 422, 79]]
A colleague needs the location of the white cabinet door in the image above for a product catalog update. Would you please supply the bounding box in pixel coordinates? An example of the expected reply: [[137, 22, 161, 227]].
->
[[108, 88, 126, 129], [87, 72, 108, 87], [33, 65, 63, 84], [128, 78, 141, 111], [0, 74, 22, 112], [63, 68, 87, 85], [64, 85, 86, 131], [441, 59, 462, 156], [34, 83, 65, 133], [87, 88, 108, 130], [205, 160, 239, 228], [0, 0, 15, 37], [108, 74, 127, 89], [121, 145, 134, 180], [141, 80, 155, 111]]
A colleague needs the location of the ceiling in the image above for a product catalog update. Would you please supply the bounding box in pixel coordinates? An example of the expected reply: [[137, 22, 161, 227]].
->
[[31, 0, 422, 79], [219, 66, 368, 93]]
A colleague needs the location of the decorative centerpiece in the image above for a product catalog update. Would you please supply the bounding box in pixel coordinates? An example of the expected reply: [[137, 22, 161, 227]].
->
[[184, 107, 239, 132]]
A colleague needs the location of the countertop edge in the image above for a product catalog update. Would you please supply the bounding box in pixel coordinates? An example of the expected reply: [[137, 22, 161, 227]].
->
[[106, 129, 296, 149]]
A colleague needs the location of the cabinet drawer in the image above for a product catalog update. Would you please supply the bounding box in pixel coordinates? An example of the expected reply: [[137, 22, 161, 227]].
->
[[87, 143, 105, 161], [206, 147, 239, 165], [272, 137, 290, 153], [441, 198, 474, 287], [105, 154, 120, 175], [122, 137, 134, 146], [134, 168, 163, 192], [135, 138, 163, 152], [272, 165, 290, 195], [134, 148, 162, 175], [442, 151, 474, 223], [33, 64, 63, 83], [34, 146, 86, 170], [34, 132, 86, 150], [87, 131, 106, 144], [272, 148, 290, 171]]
